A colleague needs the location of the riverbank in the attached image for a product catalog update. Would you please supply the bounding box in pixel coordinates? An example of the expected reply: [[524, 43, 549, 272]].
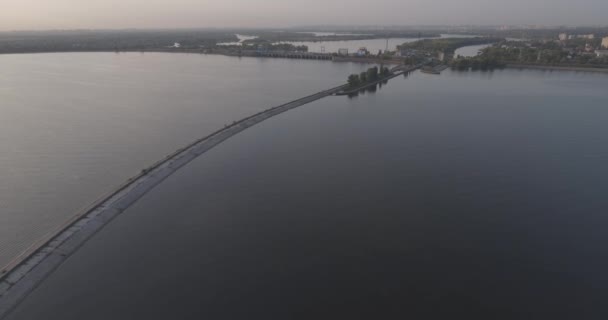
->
[[506, 64, 608, 73], [0, 83, 347, 318], [0, 49, 403, 65]]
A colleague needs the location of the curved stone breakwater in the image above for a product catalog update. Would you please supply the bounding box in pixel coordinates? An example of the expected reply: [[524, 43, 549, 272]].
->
[[0, 84, 347, 318]]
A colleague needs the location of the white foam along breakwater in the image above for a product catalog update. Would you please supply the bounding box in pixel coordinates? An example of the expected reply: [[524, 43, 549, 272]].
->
[[0, 84, 347, 318]]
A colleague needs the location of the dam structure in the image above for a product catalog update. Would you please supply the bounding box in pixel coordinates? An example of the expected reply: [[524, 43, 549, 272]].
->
[[0, 83, 348, 318]]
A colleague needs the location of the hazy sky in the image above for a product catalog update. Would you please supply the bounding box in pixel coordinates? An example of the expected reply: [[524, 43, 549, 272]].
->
[[2, 0, 607, 30]]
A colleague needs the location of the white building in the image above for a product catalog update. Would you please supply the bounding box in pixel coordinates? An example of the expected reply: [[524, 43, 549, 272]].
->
[[602, 37, 608, 49], [559, 33, 568, 41], [356, 47, 369, 57], [338, 48, 349, 56], [437, 51, 446, 61], [396, 48, 418, 57], [568, 34, 595, 40]]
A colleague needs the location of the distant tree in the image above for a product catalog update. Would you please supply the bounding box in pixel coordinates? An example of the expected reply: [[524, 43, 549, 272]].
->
[[403, 57, 418, 65], [360, 72, 368, 83], [347, 74, 361, 88], [366, 66, 379, 81], [296, 45, 309, 52]]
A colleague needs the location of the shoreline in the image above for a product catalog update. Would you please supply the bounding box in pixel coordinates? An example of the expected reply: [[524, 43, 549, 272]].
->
[[0, 84, 347, 318], [0, 50, 397, 65], [3, 51, 608, 74], [506, 64, 608, 73]]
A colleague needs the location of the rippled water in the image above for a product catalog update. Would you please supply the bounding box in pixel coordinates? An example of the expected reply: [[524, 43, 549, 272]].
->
[[0, 52, 368, 269], [7, 68, 608, 319]]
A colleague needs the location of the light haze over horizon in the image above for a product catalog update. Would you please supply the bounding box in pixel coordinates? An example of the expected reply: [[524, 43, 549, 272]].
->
[[2, 0, 608, 31]]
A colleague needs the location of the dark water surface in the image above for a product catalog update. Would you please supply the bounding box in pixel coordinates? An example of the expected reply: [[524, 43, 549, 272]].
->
[[0, 53, 366, 269], [6, 69, 608, 319]]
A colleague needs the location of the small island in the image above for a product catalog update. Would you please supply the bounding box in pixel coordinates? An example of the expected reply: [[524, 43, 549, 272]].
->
[[336, 65, 419, 96]]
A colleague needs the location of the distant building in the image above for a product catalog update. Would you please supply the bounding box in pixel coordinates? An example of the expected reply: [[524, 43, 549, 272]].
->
[[602, 37, 608, 49], [559, 33, 568, 41], [596, 50, 608, 57], [396, 48, 418, 57], [173, 42, 181, 48], [356, 47, 369, 57], [569, 34, 595, 40], [437, 51, 446, 61], [338, 48, 349, 56]]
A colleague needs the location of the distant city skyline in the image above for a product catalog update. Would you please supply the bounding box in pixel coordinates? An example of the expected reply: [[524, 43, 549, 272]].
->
[[2, 0, 608, 31]]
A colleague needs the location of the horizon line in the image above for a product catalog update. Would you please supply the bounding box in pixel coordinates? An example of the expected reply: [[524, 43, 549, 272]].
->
[[2, 24, 608, 33]]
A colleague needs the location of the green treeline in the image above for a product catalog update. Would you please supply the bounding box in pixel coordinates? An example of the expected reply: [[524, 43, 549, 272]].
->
[[451, 43, 608, 70], [347, 66, 390, 88], [241, 39, 309, 52], [0, 30, 239, 54]]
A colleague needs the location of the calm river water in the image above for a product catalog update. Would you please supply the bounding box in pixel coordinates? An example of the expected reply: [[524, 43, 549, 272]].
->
[[6, 66, 608, 319], [281, 34, 475, 54], [455, 43, 492, 57], [0, 52, 368, 269]]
